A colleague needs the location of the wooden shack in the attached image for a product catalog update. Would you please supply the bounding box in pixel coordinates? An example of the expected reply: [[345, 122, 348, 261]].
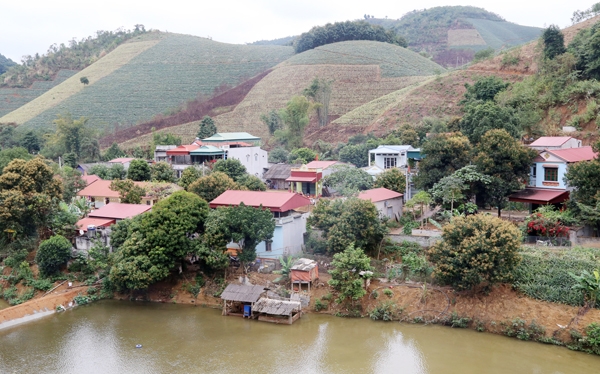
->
[[252, 297, 302, 325], [290, 258, 319, 292], [220, 284, 265, 317]]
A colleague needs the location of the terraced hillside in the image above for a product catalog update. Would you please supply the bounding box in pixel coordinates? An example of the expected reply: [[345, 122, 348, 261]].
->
[[1, 33, 294, 134], [118, 41, 444, 148]]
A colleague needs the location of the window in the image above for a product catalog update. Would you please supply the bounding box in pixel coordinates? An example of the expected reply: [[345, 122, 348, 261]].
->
[[384, 157, 397, 169], [254, 153, 258, 161], [544, 167, 558, 182], [266, 240, 272, 252], [531, 166, 537, 177]]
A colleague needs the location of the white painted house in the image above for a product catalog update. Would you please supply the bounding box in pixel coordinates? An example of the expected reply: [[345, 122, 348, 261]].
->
[[368, 145, 421, 175], [528, 136, 582, 151], [358, 187, 404, 220]]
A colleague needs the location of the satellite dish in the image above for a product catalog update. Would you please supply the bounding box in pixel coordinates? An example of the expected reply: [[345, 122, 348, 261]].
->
[[79, 230, 84, 236]]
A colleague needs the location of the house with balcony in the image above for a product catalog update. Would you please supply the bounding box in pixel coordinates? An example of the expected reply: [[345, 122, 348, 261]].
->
[[367, 145, 422, 176], [509, 145, 598, 210], [209, 190, 311, 259], [286, 165, 323, 197]]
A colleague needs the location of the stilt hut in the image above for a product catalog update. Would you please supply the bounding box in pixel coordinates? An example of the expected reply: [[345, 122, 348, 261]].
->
[[220, 284, 266, 317], [291, 258, 318, 292], [252, 298, 302, 324]]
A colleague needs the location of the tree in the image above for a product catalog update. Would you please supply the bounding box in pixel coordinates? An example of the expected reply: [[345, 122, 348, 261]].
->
[[44, 113, 93, 159], [565, 159, 600, 234], [428, 214, 522, 291], [276, 95, 311, 149], [35, 235, 72, 276], [430, 175, 465, 216], [179, 166, 202, 189], [568, 21, 600, 80], [110, 179, 146, 204], [328, 244, 373, 305], [109, 191, 209, 291], [459, 101, 520, 144], [542, 25, 566, 60], [188, 171, 241, 202], [338, 143, 369, 168], [414, 133, 471, 190], [80, 137, 101, 162], [268, 147, 289, 163], [59, 166, 86, 202], [461, 76, 509, 104], [288, 148, 316, 164], [0, 124, 19, 150], [323, 165, 373, 196], [80, 77, 89, 85], [410, 191, 432, 228], [260, 110, 283, 135], [20, 131, 41, 154], [203, 203, 276, 266], [303, 77, 333, 127], [474, 129, 536, 217], [237, 174, 266, 191], [308, 197, 387, 254], [150, 161, 175, 183], [212, 158, 247, 181], [127, 159, 151, 181], [0, 147, 32, 174], [103, 142, 126, 161], [152, 130, 181, 147], [62, 152, 77, 168], [373, 168, 406, 194], [197, 116, 217, 139]]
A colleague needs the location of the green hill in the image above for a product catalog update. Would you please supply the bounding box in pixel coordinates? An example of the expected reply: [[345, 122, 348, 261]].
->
[[1, 33, 293, 134], [0, 53, 16, 75]]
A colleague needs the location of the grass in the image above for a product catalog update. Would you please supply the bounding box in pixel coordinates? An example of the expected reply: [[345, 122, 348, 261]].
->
[[5, 33, 294, 136], [278, 40, 445, 77], [466, 18, 542, 51]]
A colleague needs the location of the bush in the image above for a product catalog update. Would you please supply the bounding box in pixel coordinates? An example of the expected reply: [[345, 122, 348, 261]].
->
[[369, 301, 400, 321], [314, 298, 328, 312], [428, 214, 521, 291], [503, 318, 545, 341], [383, 288, 394, 298], [28, 278, 54, 292], [35, 235, 73, 276]]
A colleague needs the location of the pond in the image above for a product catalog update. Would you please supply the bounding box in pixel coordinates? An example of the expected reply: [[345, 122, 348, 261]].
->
[[1, 300, 598, 373]]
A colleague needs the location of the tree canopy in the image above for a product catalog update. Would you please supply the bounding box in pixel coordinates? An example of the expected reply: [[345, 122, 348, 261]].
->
[[328, 244, 373, 304], [150, 161, 176, 183], [414, 133, 471, 190], [197, 116, 217, 139], [35, 235, 72, 276], [323, 165, 373, 196], [127, 159, 151, 181], [187, 171, 242, 202], [212, 158, 247, 181], [373, 168, 406, 194]]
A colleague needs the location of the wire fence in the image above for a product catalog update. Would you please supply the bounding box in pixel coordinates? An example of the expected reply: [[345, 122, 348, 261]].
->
[[523, 236, 571, 247]]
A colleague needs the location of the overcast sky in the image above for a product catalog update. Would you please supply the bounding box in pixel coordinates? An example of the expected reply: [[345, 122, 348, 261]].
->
[[1, 0, 595, 63]]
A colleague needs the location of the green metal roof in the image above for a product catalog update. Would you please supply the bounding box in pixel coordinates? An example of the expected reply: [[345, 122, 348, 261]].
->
[[201, 132, 260, 142], [189, 145, 226, 155]]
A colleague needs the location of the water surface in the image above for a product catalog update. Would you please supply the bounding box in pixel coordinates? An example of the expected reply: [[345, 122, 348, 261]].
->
[[1, 300, 598, 373]]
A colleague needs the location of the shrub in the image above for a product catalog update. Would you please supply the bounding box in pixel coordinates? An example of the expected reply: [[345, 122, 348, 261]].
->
[[314, 298, 328, 312], [447, 311, 471, 328], [28, 278, 54, 292], [369, 301, 400, 321], [503, 318, 545, 341], [383, 288, 394, 298], [428, 214, 521, 291], [35, 235, 72, 276]]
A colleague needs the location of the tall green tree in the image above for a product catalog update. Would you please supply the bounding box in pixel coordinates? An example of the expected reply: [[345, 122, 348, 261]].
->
[[127, 159, 151, 181], [288, 148, 316, 164], [459, 101, 521, 144], [35, 235, 73, 276], [109, 179, 146, 204], [303, 77, 333, 127], [188, 171, 242, 202], [197, 116, 217, 139], [276, 95, 311, 150], [323, 165, 373, 196], [328, 244, 373, 305], [178, 166, 202, 189], [20, 131, 41, 154], [373, 168, 406, 194], [212, 158, 247, 181], [150, 161, 175, 183], [542, 25, 566, 60], [103, 142, 126, 161], [260, 110, 283, 135], [0, 147, 32, 174], [414, 133, 471, 190]]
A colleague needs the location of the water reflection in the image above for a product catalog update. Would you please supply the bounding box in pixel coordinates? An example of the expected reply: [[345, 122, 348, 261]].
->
[[1, 300, 599, 374]]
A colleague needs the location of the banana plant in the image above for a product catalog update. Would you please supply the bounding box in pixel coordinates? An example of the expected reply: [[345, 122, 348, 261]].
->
[[570, 269, 600, 308], [273, 256, 296, 284]]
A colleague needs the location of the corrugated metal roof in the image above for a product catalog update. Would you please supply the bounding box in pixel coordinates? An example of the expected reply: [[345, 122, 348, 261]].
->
[[166, 145, 200, 155], [358, 187, 403, 203], [189, 145, 225, 155], [220, 284, 265, 302], [75, 217, 115, 231], [529, 137, 572, 147], [88, 203, 152, 220], [547, 146, 598, 163], [253, 297, 301, 315], [508, 188, 570, 204], [202, 132, 260, 142], [210, 191, 310, 212], [264, 164, 300, 180], [305, 161, 339, 169], [109, 158, 135, 164], [291, 258, 317, 271], [77, 180, 149, 198]]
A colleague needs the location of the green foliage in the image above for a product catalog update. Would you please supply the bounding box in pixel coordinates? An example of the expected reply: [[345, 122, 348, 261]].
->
[[461, 76, 509, 104], [273, 256, 296, 283], [80, 77, 89, 85], [314, 298, 328, 312], [212, 158, 247, 181], [323, 165, 373, 196], [542, 25, 566, 60], [42, 113, 98, 160], [276, 95, 311, 150], [383, 288, 393, 298], [188, 171, 241, 202], [502, 318, 545, 341], [150, 161, 175, 183], [28, 278, 53, 292], [303, 77, 333, 127], [178, 166, 202, 189], [338, 143, 369, 168], [260, 110, 283, 135], [288, 148, 316, 164], [568, 21, 600, 80], [294, 20, 406, 53], [446, 311, 471, 328], [415, 133, 471, 190], [459, 102, 520, 144], [513, 246, 600, 307], [109, 179, 146, 204], [102, 143, 126, 161], [472, 48, 494, 62], [35, 235, 72, 276], [428, 214, 522, 291], [127, 159, 151, 181], [569, 269, 600, 308], [0, 147, 32, 174], [268, 147, 289, 163], [152, 131, 181, 147], [197, 116, 217, 139], [88, 163, 126, 180], [373, 168, 406, 194], [62, 152, 77, 168], [308, 197, 387, 255], [328, 244, 373, 304], [565, 159, 600, 234], [236, 174, 266, 191], [369, 301, 399, 321]]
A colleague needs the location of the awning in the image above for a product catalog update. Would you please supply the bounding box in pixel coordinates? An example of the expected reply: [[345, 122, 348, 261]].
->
[[286, 176, 317, 183], [508, 188, 570, 205], [76, 217, 115, 232]]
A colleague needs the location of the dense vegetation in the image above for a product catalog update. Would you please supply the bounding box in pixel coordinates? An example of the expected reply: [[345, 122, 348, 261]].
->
[[0, 53, 16, 75]]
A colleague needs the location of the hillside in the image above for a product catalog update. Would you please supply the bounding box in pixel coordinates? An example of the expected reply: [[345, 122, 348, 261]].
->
[[117, 40, 444, 148], [0, 53, 16, 75], [367, 6, 542, 67], [0, 33, 294, 135]]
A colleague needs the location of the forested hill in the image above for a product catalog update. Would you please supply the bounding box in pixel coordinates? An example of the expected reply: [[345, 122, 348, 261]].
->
[[0, 53, 16, 75], [367, 6, 543, 67]]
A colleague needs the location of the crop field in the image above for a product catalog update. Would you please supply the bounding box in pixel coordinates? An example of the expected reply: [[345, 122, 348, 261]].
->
[[6, 34, 294, 135], [0, 70, 77, 117], [447, 29, 486, 46], [0, 38, 161, 126], [467, 18, 542, 51], [278, 41, 445, 77]]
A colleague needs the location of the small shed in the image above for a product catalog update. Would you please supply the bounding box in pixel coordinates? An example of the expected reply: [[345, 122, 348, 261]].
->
[[252, 298, 302, 324], [291, 258, 318, 292], [220, 284, 266, 317]]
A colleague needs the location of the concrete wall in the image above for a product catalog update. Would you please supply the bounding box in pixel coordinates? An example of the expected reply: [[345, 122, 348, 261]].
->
[[373, 197, 403, 220], [532, 162, 567, 189], [256, 213, 308, 259], [388, 233, 441, 248], [226, 147, 269, 179]]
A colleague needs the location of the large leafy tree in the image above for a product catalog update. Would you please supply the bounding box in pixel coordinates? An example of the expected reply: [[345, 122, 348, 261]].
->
[[109, 191, 209, 291], [373, 168, 406, 194], [568, 21, 600, 80], [459, 101, 521, 144], [428, 214, 522, 291], [0, 157, 62, 239], [461, 76, 509, 104], [187, 171, 242, 202], [20, 131, 41, 154], [542, 25, 566, 60], [178, 166, 202, 189], [338, 143, 369, 168], [212, 158, 247, 181], [276, 95, 310, 150], [474, 129, 537, 217], [203, 203, 276, 265], [565, 159, 600, 234], [0, 147, 32, 174], [197, 116, 217, 139], [110, 179, 146, 204], [43, 113, 97, 160], [323, 165, 373, 196], [328, 244, 373, 305], [237, 174, 266, 191], [288, 148, 316, 164], [308, 197, 387, 254], [35, 235, 73, 276], [414, 133, 471, 190], [127, 159, 151, 181], [150, 161, 175, 183], [59, 166, 86, 202], [103, 142, 126, 161]]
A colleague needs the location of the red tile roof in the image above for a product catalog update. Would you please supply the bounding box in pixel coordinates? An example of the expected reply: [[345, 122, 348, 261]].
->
[[305, 161, 340, 169], [82, 175, 100, 186], [166, 145, 200, 155], [529, 137, 572, 147], [75, 217, 116, 231], [77, 180, 149, 198], [88, 203, 152, 220], [548, 146, 598, 163], [358, 188, 403, 203], [508, 188, 570, 205], [209, 191, 311, 212]]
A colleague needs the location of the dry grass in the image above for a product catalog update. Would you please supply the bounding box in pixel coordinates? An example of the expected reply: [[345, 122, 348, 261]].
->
[[447, 29, 486, 46], [0, 39, 160, 125]]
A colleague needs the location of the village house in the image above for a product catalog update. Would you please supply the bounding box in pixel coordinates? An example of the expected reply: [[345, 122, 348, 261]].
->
[[286, 164, 324, 197], [209, 190, 311, 259], [367, 145, 422, 176], [358, 187, 404, 220], [74, 203, 152, 252], [76, 179, 157, 208], [263, 163, 301, 190], [528, 136, 583, 151]]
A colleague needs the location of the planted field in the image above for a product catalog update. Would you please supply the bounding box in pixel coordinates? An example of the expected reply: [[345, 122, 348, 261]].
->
[[6, 33, 294, 135], [278, 40, 445, 77], [447, 29, 486, 46], [467, 18, 542, 51]]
